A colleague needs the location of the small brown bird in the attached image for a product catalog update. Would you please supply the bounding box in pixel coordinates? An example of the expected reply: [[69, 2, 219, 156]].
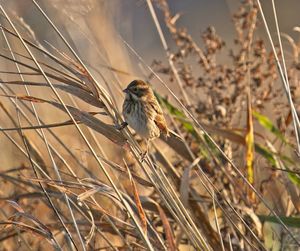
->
[[122, 80, 169, 157]]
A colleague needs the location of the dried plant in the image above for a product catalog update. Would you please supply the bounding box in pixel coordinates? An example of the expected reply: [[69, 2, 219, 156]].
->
[[0, 0, 300, 250]]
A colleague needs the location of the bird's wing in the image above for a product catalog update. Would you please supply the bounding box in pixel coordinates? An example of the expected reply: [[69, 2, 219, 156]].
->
[[150, 99, 169, 136]]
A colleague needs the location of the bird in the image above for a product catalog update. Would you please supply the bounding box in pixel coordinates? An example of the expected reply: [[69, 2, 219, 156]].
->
[[122, 80, 169, 158]]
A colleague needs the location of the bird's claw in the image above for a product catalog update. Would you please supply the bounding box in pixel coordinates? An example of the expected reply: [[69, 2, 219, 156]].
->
[[139, 151, 148, 162], [115, 122, 128, 131]]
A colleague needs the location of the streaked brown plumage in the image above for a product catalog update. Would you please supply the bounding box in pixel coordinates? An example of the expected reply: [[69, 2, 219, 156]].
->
[[122, 80, 169, 155]]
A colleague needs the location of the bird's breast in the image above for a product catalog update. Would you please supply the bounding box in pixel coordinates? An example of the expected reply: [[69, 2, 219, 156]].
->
[[122, 100, 160, 139]]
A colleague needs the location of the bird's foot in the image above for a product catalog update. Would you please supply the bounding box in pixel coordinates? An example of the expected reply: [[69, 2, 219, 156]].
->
[[139, 150, 148, 162], [115, 122, 128, 131]]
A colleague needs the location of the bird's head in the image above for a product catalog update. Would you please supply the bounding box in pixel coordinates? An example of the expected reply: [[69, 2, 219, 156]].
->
[[123, 80, 151, 100]]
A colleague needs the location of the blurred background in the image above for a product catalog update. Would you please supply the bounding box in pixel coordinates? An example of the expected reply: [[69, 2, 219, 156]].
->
[[1, 0, 300, 250]]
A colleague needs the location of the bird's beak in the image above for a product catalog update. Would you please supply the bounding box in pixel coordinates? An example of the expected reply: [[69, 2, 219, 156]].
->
[[123, 88, 129, 93]]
